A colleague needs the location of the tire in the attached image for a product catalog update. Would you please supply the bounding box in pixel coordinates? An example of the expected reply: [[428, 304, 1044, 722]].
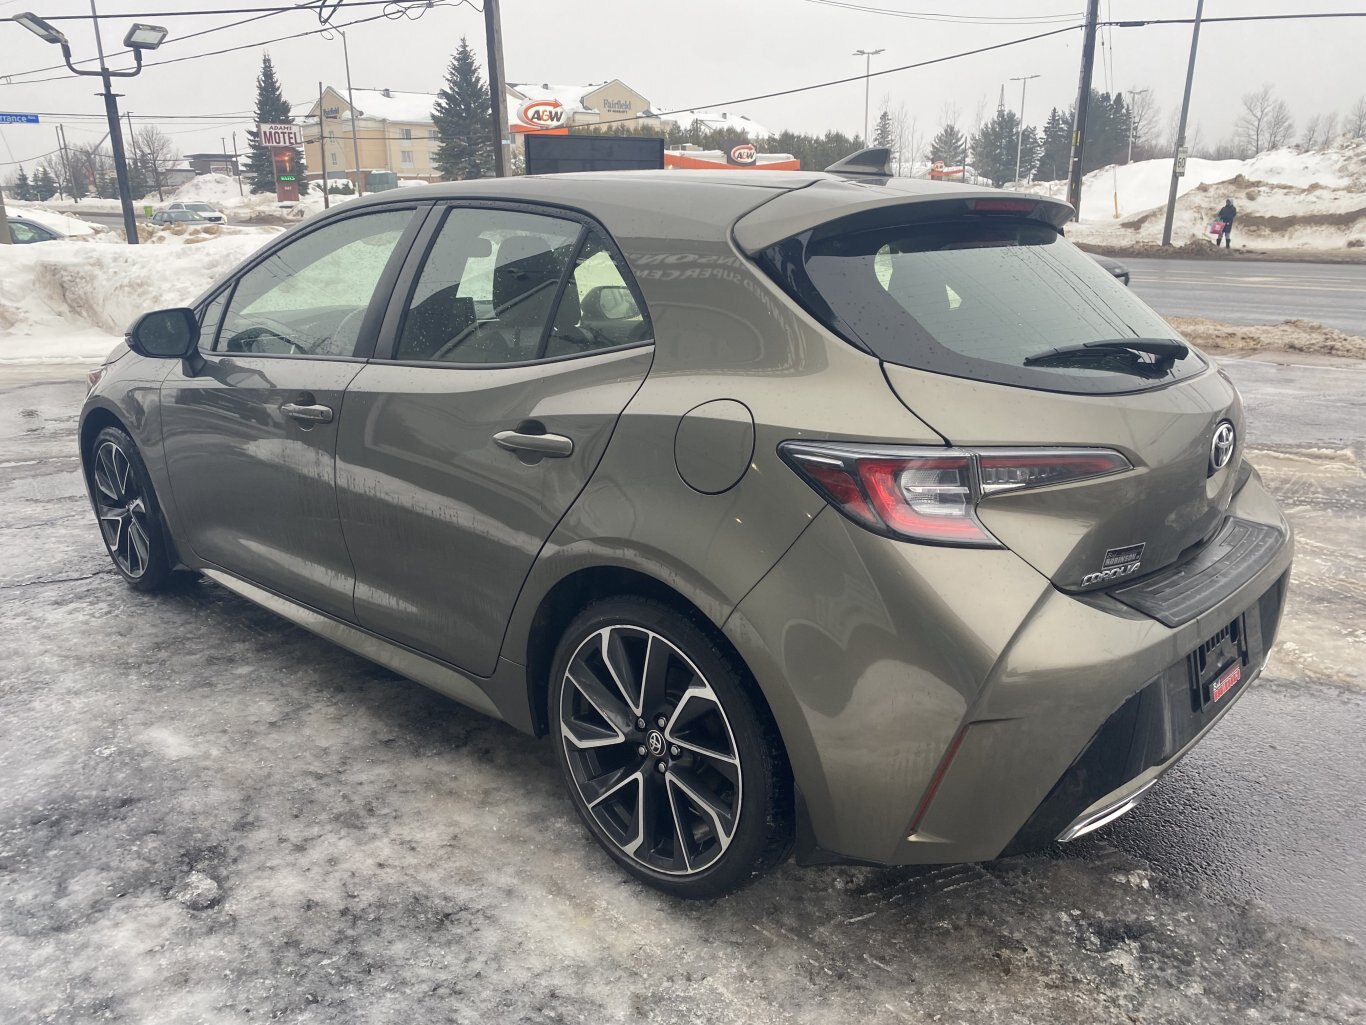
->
[[88, 426, 173, 592], [550, 597, 792, 898]]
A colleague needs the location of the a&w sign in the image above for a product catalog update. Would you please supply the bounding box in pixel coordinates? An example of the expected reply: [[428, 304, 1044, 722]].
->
[[257, 123, 302, 148]]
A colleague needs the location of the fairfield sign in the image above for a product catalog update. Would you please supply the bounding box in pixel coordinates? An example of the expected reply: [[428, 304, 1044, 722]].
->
[[257, 122, 302, 148]]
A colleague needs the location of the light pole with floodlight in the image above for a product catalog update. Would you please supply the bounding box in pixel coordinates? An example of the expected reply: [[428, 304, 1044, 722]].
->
[[14, 8, 168, 245], [1009, 74, 1040, 184], [853, 49, 884, 146]]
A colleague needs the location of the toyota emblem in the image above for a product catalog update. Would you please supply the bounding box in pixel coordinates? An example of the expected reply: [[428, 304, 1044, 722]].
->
[[1208, 420, 1236, 475]]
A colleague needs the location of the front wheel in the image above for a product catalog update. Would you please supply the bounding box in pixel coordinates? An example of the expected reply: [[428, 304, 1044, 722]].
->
[[88, 426, 173, 592], [550, 598, 792, 898]]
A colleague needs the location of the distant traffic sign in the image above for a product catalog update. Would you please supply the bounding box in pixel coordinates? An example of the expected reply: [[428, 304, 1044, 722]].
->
[[0, 113, 40, 125]]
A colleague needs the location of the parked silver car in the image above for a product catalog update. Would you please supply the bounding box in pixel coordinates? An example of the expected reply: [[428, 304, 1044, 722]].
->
[[80, 169, 1292, 897], [164, 201, 226, 223]]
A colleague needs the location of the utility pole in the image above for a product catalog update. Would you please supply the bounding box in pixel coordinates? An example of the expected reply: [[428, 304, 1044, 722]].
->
[[232, 130, 244, 196], [53, 126, 67, 200], [854, 48, 885, 145], [1125, 87, 1149, 164], [1010, 73, 1040, 183], [1162, 0, 1204, 246], [483, 0, 510, 176], [318, 81, 330, 209], [0, 179, 10, 245], [58, 124, 77, 203], [1065, 0, 1101, 219]]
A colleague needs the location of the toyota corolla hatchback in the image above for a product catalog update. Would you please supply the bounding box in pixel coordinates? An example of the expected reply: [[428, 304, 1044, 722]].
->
[[81, 168, 1292, 897]]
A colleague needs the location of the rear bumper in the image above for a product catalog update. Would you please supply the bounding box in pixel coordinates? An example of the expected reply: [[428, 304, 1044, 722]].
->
[[724, 464, 1292, 866]]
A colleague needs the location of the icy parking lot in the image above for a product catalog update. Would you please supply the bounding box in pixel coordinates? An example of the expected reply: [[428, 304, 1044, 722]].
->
[[1, 363, 1364, 1025]]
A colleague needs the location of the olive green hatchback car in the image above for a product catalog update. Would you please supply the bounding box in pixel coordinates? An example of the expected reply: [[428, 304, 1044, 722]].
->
[[81, 167, 1292, 897]]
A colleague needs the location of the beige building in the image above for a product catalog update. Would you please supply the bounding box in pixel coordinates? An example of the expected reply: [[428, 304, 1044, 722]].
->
[[302, 86, 443, 188]]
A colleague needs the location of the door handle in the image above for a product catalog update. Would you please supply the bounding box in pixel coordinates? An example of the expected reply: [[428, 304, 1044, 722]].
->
[[281, 402, 334, 424], [493, 429, 573, 458]]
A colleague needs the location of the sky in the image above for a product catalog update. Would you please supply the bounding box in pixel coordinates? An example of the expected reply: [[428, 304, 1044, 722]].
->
[[1, 0, 1364, 175]]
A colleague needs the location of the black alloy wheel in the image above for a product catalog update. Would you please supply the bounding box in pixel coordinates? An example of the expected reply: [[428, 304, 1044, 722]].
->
[[89, 426, 172, 591], [551, 598, 791, 898]]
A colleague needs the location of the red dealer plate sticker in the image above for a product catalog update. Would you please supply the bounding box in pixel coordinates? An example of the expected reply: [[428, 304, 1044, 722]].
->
[[1211, 663, 1242, 703]]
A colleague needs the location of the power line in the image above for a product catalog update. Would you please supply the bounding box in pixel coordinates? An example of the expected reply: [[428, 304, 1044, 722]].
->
[[1, 2, 472, 87], [3, 0, 443, 21], [1100, 12, 1366, 26], [801, 1, 1083, 25]]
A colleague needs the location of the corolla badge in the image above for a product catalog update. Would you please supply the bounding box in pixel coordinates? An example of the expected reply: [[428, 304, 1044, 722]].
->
[[1209, 420, 1236, 475], [1080, 542, 1145, 587]]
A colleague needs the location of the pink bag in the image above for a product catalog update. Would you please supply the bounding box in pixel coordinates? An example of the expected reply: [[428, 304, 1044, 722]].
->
[[1209, 220, 1225, 235]]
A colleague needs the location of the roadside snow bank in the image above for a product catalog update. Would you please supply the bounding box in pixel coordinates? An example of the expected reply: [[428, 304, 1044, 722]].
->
[[0, 234, 274, 342], [1172, 316, 1366, 359]]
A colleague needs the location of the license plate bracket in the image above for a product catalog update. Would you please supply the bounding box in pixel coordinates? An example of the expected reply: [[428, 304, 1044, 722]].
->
[[1188, 613, 1250, 712]]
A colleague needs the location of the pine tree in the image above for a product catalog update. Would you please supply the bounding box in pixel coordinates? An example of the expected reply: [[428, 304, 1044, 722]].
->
[[14, 166, 32, 201], [432, 37, 494, 180], [244, 54, 304, 193], [873, 111, 893, 149], [1038, 107, 1072, 182], [34, 167, 58, 201], [928, 123, 968, 165]]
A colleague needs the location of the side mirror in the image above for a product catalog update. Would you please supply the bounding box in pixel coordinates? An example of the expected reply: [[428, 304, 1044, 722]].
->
[[126, 307, 200, 359], [581, 285, 639, 321]]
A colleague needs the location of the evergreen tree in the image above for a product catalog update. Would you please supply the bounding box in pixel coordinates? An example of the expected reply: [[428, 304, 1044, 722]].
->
[[244, 54, 304, 193], [873, 110, 893, 149], [928, 122, 968, 165], [14, 166, 32, 201], [969, 106, 1043, 185], [1038, 107, 1072, 182], [96, 171, 118, 200], [432, 36, 494, 180], [126, 156, 151, 202], [34, 166, 58, 201]]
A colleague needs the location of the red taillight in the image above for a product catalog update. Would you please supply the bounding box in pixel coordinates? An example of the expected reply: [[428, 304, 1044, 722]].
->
[[780, 443, 1131, 547]]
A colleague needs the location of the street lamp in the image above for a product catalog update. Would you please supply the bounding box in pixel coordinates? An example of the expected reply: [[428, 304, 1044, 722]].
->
[[853, 48, 884, 146], [15, 8, 168, 245], [1010, 74, 1040, 184]]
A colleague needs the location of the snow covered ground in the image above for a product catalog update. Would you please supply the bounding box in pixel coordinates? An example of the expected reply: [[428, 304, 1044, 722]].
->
[[1028, 139, 1366, 252]]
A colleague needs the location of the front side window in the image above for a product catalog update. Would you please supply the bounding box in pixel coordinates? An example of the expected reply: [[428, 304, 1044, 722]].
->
[[217, 209, 412, 358], [394, 206, 580, 364]]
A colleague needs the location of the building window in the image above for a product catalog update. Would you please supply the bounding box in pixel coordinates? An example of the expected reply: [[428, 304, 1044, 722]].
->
[[400, 127, 412, 140], [328, 131, 336, 143], [428, 129, 439, 141], [329, 152, 338, 166], [400, 150, 414, 166]]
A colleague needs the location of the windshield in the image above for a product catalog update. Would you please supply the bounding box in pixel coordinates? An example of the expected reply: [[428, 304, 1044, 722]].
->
[[186, 203, 213, 211], [763, 216, 1206, 395]]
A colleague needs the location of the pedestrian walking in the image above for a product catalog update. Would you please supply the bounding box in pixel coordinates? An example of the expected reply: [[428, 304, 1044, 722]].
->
[[1215, 198, 1236, 248]]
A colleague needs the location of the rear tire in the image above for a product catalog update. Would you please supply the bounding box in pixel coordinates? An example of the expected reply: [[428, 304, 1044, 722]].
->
[[550, 597, 792, 898], [88, 426, 173, 592]]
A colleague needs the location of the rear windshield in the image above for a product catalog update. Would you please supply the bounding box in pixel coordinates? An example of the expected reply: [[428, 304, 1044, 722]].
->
[[762, 216, 1205, 394]]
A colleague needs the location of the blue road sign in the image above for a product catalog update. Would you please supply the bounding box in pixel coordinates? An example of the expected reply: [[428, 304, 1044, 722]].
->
[[0, 113, 41, 125]]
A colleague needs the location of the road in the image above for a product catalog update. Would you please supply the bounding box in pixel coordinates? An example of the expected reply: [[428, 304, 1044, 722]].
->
[[0, 361, 1363, 1025], [1124, 256, 1366, 336]]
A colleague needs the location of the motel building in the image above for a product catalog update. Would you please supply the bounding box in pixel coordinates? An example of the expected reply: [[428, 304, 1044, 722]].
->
[[301, 80, 784, 188]]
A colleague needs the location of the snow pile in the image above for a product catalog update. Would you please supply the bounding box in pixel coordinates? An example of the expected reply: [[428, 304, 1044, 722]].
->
[[0, 234, 276, 361], [1171, 317, 1366, 359], [1031, 139, 1366, 251]]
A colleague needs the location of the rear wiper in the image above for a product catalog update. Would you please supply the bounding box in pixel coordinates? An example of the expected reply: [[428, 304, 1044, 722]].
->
[[1024, 338, 1189, 367]]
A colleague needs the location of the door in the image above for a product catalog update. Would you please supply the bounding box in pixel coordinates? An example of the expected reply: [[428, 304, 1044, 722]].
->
[[160, 207, 420, 619], [336, 204, 654, 675]]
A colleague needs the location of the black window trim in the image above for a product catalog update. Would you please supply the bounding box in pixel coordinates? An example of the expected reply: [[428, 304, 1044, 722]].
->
[[373, 198, 654, 370], [193, 200, 431, 363]]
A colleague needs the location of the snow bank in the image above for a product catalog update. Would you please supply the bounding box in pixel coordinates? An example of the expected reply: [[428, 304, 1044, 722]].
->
[[1030, 139, 1366, 251], [0, 233, 275, 352]]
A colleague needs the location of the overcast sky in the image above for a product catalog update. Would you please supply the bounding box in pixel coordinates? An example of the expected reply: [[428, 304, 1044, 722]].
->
[[2, 0, 1364, 173]]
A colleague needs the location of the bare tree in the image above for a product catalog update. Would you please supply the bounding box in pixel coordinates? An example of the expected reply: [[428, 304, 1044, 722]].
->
[[1300, 114, 1322, 151], [69, 142, 112, 196], [134, 125, 178, 200], [1126, 89, 1161, 160], [1236, 84, 1294, 155], [889, 101, 917, 176], [1321, 112, 1340, 144], [1265, 98, 1294, 150], [1349, 96, 1366, 139]]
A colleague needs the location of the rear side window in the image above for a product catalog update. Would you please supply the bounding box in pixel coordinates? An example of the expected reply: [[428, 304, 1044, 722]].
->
[[762, 216, 1206, 394]]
